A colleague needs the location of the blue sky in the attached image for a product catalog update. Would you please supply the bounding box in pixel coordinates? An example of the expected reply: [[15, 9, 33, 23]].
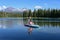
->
[[0, 0, 60, 10]]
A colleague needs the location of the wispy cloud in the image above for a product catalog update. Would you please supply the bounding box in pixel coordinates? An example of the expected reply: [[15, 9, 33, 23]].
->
[[0, 6, 2, 10], [0, 6, 7, 10], [34, 6, 42, 9], [2, 6, 7, 9]]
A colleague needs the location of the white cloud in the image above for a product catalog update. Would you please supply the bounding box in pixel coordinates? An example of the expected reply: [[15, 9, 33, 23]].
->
[[2, 6, 7, 9], [34, 6, 42, 9], [0, 6, 2, 10], [22, 8, 28, 11], [15, 8, 28, 12], [0, 6, 7, 10], [0, 6, 1, 10]]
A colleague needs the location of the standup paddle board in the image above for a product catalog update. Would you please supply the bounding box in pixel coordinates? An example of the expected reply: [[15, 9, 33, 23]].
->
[[24, 24, 40, 28]]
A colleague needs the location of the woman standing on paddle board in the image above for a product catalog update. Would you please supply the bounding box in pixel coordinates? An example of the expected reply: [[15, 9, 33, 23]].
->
[[28, 17, 34, 25]]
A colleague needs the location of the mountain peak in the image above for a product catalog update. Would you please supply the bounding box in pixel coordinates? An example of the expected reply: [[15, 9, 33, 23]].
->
[[0, 6, 29, 12]]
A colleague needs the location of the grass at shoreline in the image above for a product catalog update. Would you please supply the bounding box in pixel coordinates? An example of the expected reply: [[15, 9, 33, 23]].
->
[[0, 17, 60, 19]]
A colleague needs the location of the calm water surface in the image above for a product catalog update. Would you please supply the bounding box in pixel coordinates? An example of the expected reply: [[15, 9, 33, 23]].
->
[[0, 18, 60, 40]]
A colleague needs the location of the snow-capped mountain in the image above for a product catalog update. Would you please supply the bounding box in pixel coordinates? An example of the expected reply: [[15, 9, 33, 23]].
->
[[0, 6, 29, 12], [4, 7, 16, 12]]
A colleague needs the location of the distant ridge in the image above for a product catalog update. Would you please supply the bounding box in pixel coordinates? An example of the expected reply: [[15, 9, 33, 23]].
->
[[0, 6, 29, 13]]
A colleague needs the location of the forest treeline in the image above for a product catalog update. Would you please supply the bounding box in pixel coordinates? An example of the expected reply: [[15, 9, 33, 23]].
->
[[0, 9, 60, 18], [23, 9, 60, 18]]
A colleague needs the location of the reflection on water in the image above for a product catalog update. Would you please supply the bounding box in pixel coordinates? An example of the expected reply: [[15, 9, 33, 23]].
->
[[0, 18, 23, 29], [23, 18, 60, 34], [23, 18, 60, 27], [0, 18, 60, 40]]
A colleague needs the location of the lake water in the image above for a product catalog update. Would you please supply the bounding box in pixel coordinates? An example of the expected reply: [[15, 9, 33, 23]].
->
[[0, 18, 60, 40]]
